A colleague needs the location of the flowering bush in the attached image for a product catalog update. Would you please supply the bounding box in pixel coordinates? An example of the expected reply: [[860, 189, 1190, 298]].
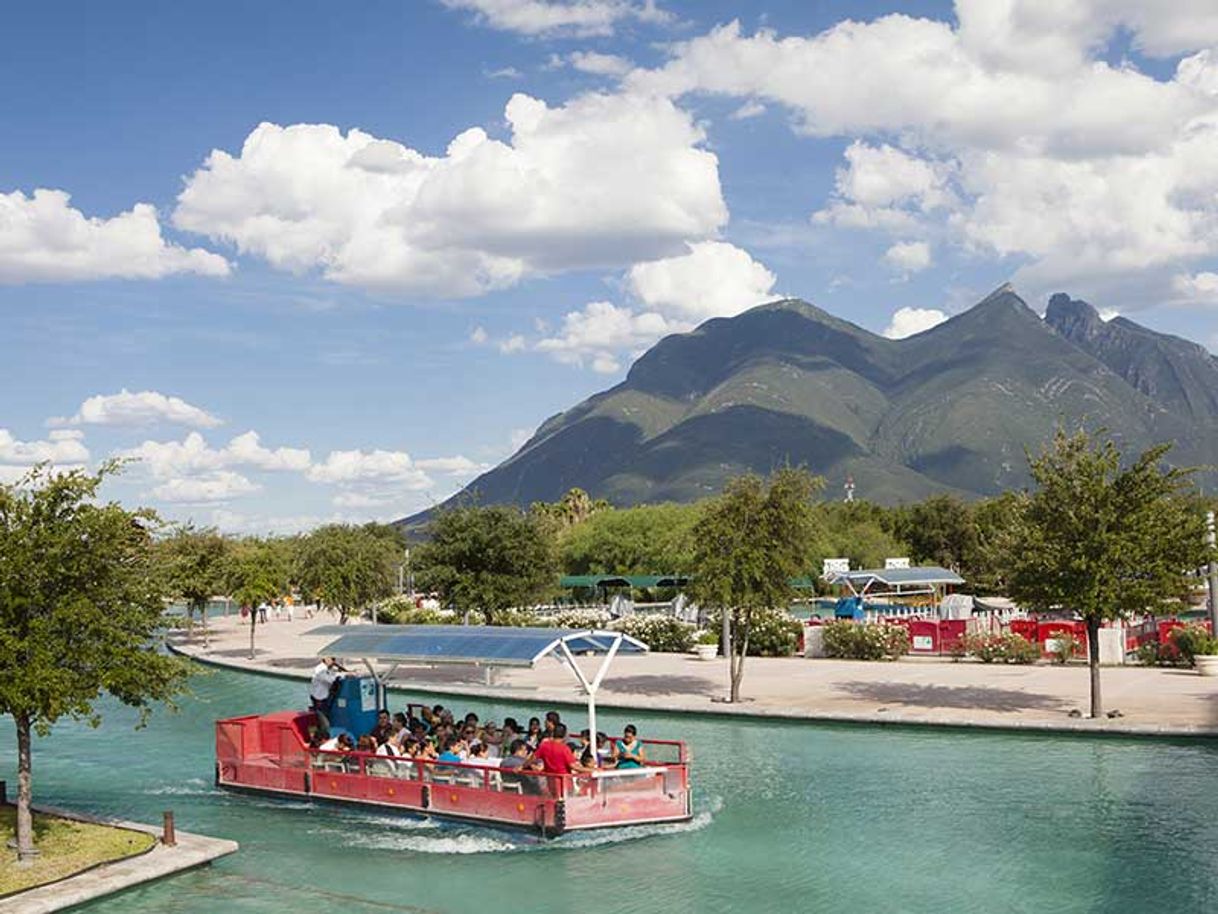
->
[[550, 608, 612, 629], [1048, 631, 1082, 664], [375, 597, 463, 625], [492, 608, 543, 627], [610, 614, 696, 653], [705, 608, 804, 657], [822, 621, 910, 661], [956, 632, 1038, 664]]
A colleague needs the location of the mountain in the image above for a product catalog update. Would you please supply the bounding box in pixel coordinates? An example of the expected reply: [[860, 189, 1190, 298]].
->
[[405, 286, 1217, 521]]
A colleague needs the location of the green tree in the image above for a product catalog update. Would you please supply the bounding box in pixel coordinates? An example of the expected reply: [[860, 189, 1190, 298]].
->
[[689, 468, 822, 702], [296, 524, 399, 623], [559, 502, 704, 575], [416, 504, 556, 624], [225, 537, 290, 659], [1007, 431, 1210, 718], [0, 465, 190, 862], [157, 524, 229, 645], [530, 487, 610, 538], [894, 495, 979, 571]]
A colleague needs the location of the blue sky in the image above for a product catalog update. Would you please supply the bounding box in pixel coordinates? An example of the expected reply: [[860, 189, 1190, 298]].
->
[[3, 0, 1217, 531]]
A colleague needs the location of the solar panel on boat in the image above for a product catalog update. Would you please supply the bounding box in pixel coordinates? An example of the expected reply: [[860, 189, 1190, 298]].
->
[[309, 624, 646, 667]]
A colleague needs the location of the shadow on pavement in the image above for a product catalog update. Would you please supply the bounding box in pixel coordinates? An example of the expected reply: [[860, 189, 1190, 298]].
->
[[603, 674, 718, 696], [834, 680, 1070, 713]]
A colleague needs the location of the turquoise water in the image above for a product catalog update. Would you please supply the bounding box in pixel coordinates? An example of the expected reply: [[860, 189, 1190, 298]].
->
[[3, 666, 1218, 913]]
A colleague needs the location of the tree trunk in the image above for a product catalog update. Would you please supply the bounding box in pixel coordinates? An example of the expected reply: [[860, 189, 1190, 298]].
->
[[200, 600, 209, 650], [15, 712, 36, 863], [1087, 616, 1102, 719], [248, 610, 257, 660], [729, 617, 750, 703]]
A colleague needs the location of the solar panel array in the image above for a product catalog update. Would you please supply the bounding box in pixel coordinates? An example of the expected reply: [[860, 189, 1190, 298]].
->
[[313, 624, 646, 667]]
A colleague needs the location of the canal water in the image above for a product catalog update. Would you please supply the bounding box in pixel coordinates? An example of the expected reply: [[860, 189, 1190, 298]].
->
[[3, 665, 1217, 913]]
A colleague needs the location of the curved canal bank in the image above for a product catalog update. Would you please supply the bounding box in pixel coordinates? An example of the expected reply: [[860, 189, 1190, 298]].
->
[[3, 663, 1218, 913], [167, 615, 1218, 737]]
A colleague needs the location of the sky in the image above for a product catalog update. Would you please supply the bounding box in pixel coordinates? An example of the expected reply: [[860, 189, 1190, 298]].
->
[[3, 0, 1218, 533]]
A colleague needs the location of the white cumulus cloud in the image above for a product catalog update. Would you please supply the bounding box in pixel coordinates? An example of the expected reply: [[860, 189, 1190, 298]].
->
[[305, 449, 434, 488], [883, 306, 948, 339], [536, 300, 685, 373], [440, 0, 668, 37], [626, 7, 1218, 307], [0, 189, 229, 283], [883, 241, 932, 274], [0, 428, 89, 464], [121, 430, 310, 478], [173, 91, 724, 298], [627, 241, 777, 320], [150, 471, 260, 504], [51, 389, 222, 429]]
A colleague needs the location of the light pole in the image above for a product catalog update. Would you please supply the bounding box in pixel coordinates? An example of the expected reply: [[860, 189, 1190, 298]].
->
[[1207, 511, 1217, 635], [405, 548, 414, 600]]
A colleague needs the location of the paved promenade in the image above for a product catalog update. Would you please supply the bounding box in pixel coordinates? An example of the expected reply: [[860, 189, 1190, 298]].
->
[[171, 614, 1218, 736]]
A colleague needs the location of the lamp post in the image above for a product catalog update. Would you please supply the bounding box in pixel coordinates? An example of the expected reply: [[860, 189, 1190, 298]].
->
[[1207, 511, 1218, 636]]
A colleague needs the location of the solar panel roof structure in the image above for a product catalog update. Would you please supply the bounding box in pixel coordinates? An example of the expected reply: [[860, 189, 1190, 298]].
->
[[309, 624, 648, 668]]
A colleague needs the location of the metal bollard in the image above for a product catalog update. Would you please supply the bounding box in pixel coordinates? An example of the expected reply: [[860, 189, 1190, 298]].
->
[[162, 810, 177, 847]]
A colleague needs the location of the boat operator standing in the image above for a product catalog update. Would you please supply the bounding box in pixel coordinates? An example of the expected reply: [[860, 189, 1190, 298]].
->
[[309, 656, 346, 734]]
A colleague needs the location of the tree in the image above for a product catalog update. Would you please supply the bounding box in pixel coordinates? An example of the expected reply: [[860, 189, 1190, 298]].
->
[[689, 468, 822, 702], [1007, 430, 1210, 718], [157, 524, 229, 645], [416, 504, 556, 624], [530, 487, 611, 539], [893, 495, 979, 571], [0, 465, 190, 862], [295, 524, 399, 623], [225, 537, 290, 659], [559, 502, 704, 575]]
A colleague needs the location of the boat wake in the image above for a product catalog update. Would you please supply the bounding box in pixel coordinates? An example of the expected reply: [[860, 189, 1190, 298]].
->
[[333, 796, 721, 855], [144, 777, 221, 797]]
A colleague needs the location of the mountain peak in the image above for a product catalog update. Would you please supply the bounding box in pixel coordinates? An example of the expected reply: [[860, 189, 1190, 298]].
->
[[1045, 292, 1104, 340]]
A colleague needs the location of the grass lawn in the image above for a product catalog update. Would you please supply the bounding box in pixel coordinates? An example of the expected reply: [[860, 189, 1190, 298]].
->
[[0, 804, 156, 896]]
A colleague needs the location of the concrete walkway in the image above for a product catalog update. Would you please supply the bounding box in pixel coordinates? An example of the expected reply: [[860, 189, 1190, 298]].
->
[[0, 805, 237, 914], [170, 614, 1218, 737]]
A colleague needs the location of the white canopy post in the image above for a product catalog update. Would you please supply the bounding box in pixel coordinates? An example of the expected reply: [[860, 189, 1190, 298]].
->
[[559, 633, 623, 771]]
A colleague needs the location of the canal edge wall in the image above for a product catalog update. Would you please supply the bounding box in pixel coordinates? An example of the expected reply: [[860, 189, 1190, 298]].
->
[[167, 639, 1218, 740]]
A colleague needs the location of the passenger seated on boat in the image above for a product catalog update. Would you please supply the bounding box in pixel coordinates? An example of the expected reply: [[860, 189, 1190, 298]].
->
[[464, 712, 479, 729], [525, 718, 543, 749], [534, 724, 591, 777], [500, 739, 544, 795], [357, 734, 377, 754], [371, 710, 393, 745], [612, 725, 645, 769], [543, 710, 561, 740], [481, 723, 503, 758], [318, 733, 352, 753], [465, 742, 498, 767], [502, 717, 522, 745]]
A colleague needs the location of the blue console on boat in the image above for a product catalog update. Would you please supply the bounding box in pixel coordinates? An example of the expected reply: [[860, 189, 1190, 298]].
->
[[327, 674, 381, 738]]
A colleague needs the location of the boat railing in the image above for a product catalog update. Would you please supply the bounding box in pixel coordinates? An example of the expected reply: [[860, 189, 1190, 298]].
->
[[307, 748, 687, 799]]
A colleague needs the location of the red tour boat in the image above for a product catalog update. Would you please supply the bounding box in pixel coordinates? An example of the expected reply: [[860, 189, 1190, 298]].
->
[[215, 625, 693, 836]]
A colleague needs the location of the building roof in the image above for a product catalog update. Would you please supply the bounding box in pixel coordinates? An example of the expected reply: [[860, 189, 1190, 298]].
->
[[823, 566, 965, 588], [309, 624, 647, 668]]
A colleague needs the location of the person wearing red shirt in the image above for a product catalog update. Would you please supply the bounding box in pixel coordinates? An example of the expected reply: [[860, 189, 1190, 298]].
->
[[532, 723, 591, 795]]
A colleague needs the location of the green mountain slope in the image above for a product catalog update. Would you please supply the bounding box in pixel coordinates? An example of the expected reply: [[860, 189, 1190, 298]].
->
[[405, 286, 1217, 521]]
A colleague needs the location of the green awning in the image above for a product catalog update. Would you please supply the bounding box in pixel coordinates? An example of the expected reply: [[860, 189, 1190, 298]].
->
[[559, 574, 690, 589]]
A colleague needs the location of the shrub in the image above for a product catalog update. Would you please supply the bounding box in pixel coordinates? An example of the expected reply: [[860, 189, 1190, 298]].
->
[[550, 608, 612, 629], [1048, 631, 1082, 664], [696, 629, 720, 646], [492, 608, 544, 627], [1166, 625, 1218, 668], [822, 621, 910, 661], [706, 608, 804, 657], [611, 614, 696, 653], [958, 632, 1038, 664], [375, 597, 461, 626]]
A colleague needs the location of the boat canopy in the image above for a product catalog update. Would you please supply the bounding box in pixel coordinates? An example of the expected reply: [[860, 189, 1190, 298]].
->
[[310, 624, 647, 756], [309, 624, 647, 668]]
